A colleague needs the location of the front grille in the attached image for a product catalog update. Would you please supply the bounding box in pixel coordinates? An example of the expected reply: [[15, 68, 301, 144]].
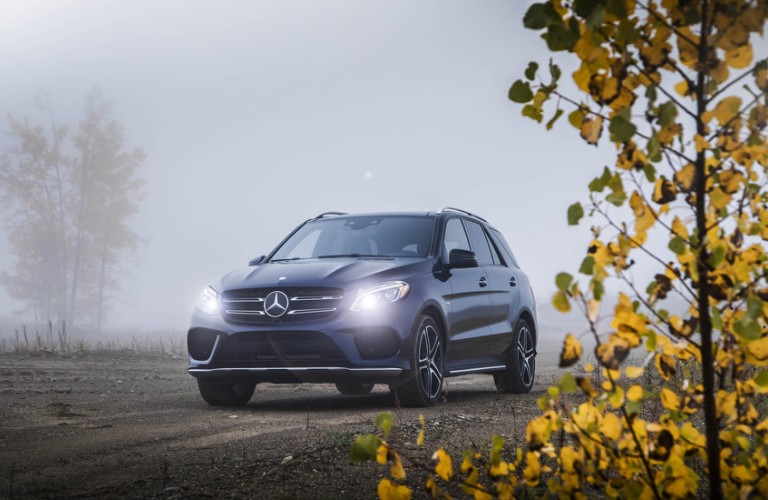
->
[[222, 287, 343, 325], [215, 331, 345, 366]]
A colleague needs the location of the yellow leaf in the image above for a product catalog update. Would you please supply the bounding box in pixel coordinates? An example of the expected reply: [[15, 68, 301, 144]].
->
[[629, 191, 645, 217], [671, 216, 689, 238], [559, 333, 583, 368], [573, 63, 592, 92], [595, 334, 631, 369], [674, 163, 696, 192], [433, 448, 453, 481], [711, 59, 729, 84], [377, 443, 388, 465], [661, 387, 680, 410], [652, 177, 677, 204], [694, 134, 709, 152], [757, 68, 768, 91], [608, 385, 625, 409], [587, 299, 600, 322], [552, 290, 570, 313], [602, 411, 622, 440], [625, 365, 644, 378], [524, 451, 541, 487], [580, 116, 603, 145], [489, 460, 509, 478], [656, 353, 676, 380], [526, 414, 551, 450], [576, 376, 596, 398], [627, 384, 644, 402], [704, 96, 742, 126], [378, 478, 412, 500], [560, 446, 581, 474], [584, 362, 594, 372], [726, 44, 753, 69], [745, 337, 768, 365], [717, 390, 737, 419], [710, 187, 731, 210], [720, 168, 743, 194], [391, 453, 406, 480], [417, 414, 425, 446], [674, 80, 690, 97]]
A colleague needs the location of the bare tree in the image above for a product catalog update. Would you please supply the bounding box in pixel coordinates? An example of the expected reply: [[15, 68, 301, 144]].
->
[[0, 89, 144, 331]]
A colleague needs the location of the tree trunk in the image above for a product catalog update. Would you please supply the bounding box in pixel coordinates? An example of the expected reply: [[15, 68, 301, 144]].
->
[[695, 2, 722, 498]]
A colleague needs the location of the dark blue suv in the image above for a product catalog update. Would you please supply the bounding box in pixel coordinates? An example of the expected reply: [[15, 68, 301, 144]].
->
[[187, 208, 537, 407]]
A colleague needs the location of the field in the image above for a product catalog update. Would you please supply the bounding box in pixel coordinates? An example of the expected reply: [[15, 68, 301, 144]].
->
[[0, 338, 568, 499]]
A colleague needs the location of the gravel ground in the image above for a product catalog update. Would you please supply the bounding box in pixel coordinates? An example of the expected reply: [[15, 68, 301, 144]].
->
[[0, 343, 566, 499]]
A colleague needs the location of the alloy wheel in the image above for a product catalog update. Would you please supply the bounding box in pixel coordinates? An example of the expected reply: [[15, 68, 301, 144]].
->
[[417, 324, 443, 400]]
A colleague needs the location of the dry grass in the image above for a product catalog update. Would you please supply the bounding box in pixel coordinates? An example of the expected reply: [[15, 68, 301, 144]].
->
[[0, 321, 185, 356]]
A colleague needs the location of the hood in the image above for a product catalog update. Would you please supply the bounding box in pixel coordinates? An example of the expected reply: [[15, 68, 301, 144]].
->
[[214, 257, 434, 292]]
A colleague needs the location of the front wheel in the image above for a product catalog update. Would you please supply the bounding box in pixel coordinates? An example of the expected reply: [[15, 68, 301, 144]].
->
[[197, 379, 256, 406], [494, 318, 535, 394], [391, 315, 444, 407]]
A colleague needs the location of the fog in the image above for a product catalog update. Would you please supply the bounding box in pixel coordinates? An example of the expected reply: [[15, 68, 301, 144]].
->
[[0, 1, 620, 335]]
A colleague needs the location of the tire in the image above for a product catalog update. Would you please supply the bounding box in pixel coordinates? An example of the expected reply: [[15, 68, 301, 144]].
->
[[335, 382, 375, 395], [494, 318, 536, 394], [391, 315, 444, 407], [197, 379, 256, 406]]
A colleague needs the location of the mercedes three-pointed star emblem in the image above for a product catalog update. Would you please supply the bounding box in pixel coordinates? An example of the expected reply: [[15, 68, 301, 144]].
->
[[264, 291, 290, 318]]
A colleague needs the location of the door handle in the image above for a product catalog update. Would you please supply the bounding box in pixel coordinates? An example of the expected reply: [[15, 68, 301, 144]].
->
[[478, 277, 488, 288], [509, 277, 517, 287]]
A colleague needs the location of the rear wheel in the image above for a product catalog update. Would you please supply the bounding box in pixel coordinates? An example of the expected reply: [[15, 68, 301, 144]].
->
[[335, 382, 374, 395], [391, 315, 444, 407], [197, 379, 256, 406], [494, 318, 535, 394]]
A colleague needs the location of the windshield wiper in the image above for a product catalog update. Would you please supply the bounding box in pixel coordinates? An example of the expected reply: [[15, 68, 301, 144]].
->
[[269, 257, 304, 262], [317, 253, 387, 259]]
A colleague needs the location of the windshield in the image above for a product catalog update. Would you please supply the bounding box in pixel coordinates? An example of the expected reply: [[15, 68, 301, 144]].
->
[[269, 216, 435, 261]]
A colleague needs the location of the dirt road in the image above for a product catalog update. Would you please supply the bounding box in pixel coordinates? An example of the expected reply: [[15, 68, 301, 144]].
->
[[0, 344, 565, 499]]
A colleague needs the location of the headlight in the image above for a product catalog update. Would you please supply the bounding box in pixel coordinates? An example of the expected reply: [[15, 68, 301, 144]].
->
[[350, 281, 410, 311], [196, 287, 220, 315]]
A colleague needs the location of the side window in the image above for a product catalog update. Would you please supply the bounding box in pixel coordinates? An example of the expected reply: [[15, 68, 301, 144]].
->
[[490, 229, 520, 268], [464, 221, 494, 266], [442, 218, 470, 258]]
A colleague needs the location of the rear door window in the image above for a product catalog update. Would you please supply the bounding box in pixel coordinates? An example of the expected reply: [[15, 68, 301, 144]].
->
[[464, 220, 494, 266]]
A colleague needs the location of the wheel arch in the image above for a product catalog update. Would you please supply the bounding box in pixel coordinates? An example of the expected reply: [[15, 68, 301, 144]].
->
[[420, 303, 447, 344], [516, 309, 537, 347]]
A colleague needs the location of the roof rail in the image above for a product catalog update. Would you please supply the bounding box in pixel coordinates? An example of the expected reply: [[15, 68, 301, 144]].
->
[[313, 211, 347, 219], [440, 207, 487, 222]]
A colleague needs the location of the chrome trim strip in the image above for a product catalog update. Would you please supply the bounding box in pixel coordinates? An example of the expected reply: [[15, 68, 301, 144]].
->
[[223, 298, 264, 303], [448, 365, 506, 375], [189, 367, 402, 374], [225, 310, 266, 315], [287, 307, 336, 315], [291, 296, 343, 301]]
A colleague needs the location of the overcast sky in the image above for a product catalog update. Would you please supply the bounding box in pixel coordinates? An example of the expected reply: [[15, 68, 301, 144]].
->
[[0, 1, 619, 333]]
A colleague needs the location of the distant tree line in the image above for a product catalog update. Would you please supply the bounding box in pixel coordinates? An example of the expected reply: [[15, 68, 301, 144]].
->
[[0, 88, 145, 331]]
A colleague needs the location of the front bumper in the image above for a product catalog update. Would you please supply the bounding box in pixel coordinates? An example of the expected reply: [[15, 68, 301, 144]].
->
[[187, 296, 423, 385]]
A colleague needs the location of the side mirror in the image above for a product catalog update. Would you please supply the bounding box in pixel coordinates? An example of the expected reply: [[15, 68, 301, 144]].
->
[[448, 249, 478, 269], [248, 255, 265, 266]]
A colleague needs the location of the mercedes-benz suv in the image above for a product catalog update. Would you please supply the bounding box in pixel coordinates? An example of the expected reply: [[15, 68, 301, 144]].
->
[[187, 208, 537, 407]]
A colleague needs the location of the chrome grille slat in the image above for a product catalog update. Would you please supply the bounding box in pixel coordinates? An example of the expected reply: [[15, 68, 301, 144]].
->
[[223, 298, 264, 303], [291, 296, 343, 301], [226, 310, 266, 316], [287, 307, 337, 315]]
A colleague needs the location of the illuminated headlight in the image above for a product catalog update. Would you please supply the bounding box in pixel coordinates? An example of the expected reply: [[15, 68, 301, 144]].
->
[[350, 281, 410, 311], [196, 287, 220, 315]]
